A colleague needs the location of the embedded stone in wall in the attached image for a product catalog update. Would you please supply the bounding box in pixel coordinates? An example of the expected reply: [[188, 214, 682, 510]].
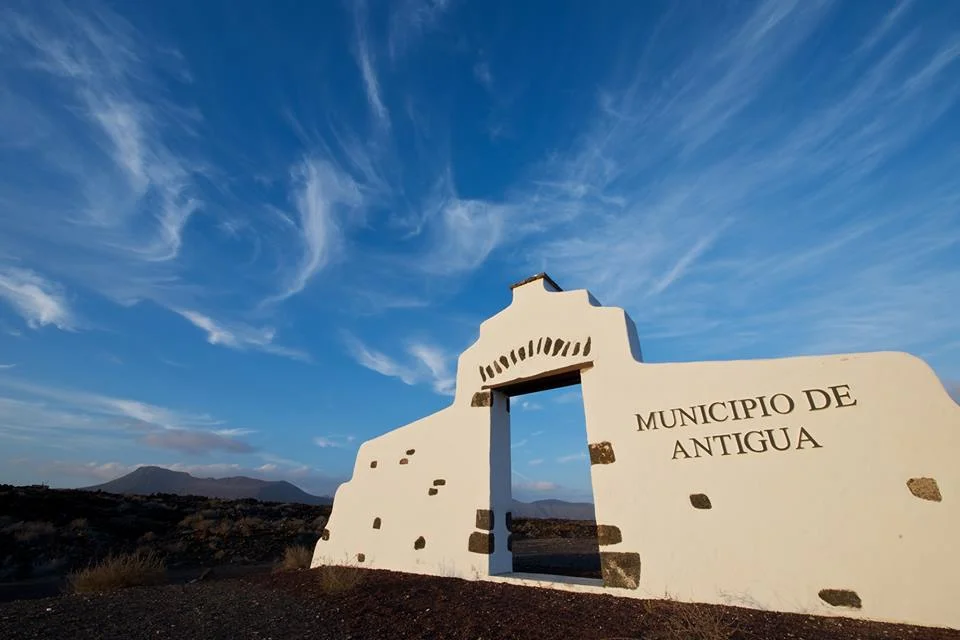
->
[[471, 391, 492, 407], [433, 479, 446, 486], [372, 517, 381, 529], [370, 460, 378, 469], [690, 494, 712, 509], [357, 553, 365, 563], [399, 458, 409, 465], [600, 552, 641, 589], [589, 441, 616, 465], [906, 477, 942, 502], [428, 488, 438, 496], [819, 589, 862, 609], [406, 448, 416, 455], [321, 529, 330, 541], [414, 536, 426, 550], [597, 525, 622, 546], [468, 532, 494, 554], [475, 509, 494, 530]]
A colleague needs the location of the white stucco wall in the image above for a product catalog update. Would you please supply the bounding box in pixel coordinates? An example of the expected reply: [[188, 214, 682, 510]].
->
[[313, 275, 960, 629]]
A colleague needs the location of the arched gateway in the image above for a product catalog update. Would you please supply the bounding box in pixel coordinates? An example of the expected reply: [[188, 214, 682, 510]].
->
[[313, 273, 960, 630]]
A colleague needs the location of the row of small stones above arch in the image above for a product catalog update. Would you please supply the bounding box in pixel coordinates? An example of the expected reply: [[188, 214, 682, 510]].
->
[[479, 336, 593, 383]]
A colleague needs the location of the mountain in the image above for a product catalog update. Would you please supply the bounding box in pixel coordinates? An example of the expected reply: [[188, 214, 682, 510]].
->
[[82, 466, 332, 505], [511, 498, 596, 520]]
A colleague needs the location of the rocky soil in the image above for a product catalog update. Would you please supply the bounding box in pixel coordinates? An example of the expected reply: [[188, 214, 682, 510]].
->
[[2, 567, 958, 640]]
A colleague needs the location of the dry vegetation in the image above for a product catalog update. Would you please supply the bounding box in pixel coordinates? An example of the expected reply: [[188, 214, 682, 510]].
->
[[67, 550, 166, 594], [315, 563, 365, 594], [641, 598, 739, 640], [278, 545, 313, 571]]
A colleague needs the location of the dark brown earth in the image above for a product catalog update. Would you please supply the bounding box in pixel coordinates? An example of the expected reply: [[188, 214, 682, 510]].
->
[[1, 566, 958, 640], [3, 486, 957, 639]]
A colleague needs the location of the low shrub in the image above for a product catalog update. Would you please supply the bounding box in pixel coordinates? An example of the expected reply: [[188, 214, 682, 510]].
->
[[68, 550, 166, 594], [317, 563, 364, 593], [278, 545, 313, 570], [642, 600, 738, 640]]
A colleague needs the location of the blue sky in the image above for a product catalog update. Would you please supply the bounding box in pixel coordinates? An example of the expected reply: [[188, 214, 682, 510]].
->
[[0, 0, 958, 502]]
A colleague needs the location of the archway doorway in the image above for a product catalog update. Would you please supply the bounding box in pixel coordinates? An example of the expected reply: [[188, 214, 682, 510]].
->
[[493, 368, 602, 581]]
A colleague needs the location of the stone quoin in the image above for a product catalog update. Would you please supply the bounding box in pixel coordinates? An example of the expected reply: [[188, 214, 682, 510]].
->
[[313, 273, 960, 630]]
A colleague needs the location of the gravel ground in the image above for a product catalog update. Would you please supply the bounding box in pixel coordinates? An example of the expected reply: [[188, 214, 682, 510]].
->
[[1, 567, 957, 640]]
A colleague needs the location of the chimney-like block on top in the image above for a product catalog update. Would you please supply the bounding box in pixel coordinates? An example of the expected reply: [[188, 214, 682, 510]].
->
[[509, 273, 562, 301]]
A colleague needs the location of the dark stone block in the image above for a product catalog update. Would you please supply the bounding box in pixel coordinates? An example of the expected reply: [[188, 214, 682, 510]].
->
[[819, 589, 862, 608], [690, 494, 712, 509], [601, 552, 641, 589], [907, 477, 942, 502], [399, 458, 409, 465], [370, 460, 378, 469], [471, 391, 492, 407], [372, 518, 381, 529], [356, 553, 365, 563], [406, 449, 416, 455], [597, 525, 622, 545], [428, 488, 438, 496], [475, 508, 493, 530], [414, 536, 426, 550], [433, 479, 446, 486], [468, 531, 494, 554], [321, 528, 330, 541], [589, 441, 616, 465]]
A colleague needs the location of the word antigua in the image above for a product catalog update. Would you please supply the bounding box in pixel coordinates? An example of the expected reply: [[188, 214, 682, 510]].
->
[[670, 426, 821, 460]]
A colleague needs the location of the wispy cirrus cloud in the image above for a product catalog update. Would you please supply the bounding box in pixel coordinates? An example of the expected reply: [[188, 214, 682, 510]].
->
[[343, 333, 455, 395], [0, 377, 254, 455], [352, 0, 390, 128], [0, 3, 203, 284], [266, 157, 362, 304], [0, 267, 75, 330], [557, 452, 587, 463], [174, 309, 309, 361], [387, 0, 451, 61], [313, 435, 356, 449]]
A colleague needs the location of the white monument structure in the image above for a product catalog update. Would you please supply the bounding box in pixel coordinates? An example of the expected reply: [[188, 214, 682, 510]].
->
[[313, 273, 959, 629]]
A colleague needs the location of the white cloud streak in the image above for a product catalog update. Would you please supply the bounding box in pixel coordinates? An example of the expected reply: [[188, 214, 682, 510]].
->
[[343, 334, 456, 395], [267, 158, 362, 303], [174, 309, 309, 361], [0, 267, 75, 330], [0, 378, 254, 455], [352, 0, 390, 128]]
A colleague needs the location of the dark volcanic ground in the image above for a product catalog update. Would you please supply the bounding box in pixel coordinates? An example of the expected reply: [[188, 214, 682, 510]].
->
[[2, 485, 956, 639], [2, 567, 958, 640]]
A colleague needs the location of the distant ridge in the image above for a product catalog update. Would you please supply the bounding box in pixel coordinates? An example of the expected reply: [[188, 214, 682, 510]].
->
[[82, 466, 332, 505], [510, 498, 595, 520]]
